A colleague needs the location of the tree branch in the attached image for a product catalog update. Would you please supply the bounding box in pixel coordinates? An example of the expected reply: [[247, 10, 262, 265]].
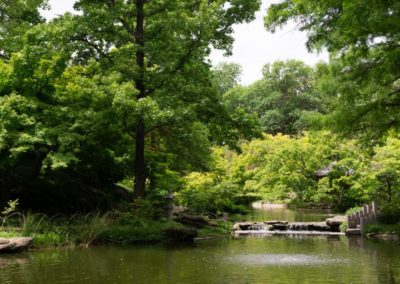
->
[[71, 36, 113, 63], [145, 122, 171, 135]]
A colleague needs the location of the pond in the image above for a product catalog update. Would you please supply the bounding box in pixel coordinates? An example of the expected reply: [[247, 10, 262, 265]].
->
[[1, 208, 400, 284], [237, 207, 333, 222], [1, 237, 400, 283]]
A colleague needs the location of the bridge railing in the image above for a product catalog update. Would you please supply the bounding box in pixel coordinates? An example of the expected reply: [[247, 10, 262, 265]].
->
[[347, 202, 378, 234]]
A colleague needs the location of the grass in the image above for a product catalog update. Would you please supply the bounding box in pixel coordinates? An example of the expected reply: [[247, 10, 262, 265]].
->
[[1, 213, 229, 248], [97, 220, 180, 244]]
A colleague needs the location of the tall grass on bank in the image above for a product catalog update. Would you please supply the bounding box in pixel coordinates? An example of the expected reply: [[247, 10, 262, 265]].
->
[[0, 212, 208, 247], [0, 212, 113, 247]]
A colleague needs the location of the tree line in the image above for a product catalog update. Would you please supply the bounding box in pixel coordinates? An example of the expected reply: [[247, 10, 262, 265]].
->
[[0, 0, 399, 221]]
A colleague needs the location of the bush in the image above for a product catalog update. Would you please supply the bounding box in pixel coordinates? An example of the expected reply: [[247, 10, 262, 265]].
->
[[377, 201, 400, 224], [98, 220, 178, 244], [178, 173, 249, 214], [366, 224, 400, 235]]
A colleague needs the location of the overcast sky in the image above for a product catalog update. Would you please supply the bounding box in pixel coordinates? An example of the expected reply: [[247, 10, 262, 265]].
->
[[41, 0, 329, 85]]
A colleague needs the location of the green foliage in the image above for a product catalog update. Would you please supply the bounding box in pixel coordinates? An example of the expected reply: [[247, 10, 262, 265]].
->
[[1, 199, 19, 215], [71, 0, 262, 197], [67, 213, 112, 246], [223, 60, 326, 135], [178, 171, 248, 214], [265, 0, 400, 140], [366, 224, 400, 236], [192, 131, 395, 212], [124, 198, 167, 220], [98, 221, 178, 244], [197, 222, 231, 239], [0, 34, 131, 211], [0, 211, 199, 247], [212, 62, 242, 95], [0, 0, 48, 58], [0, 0, 262, 209], [377, 202, 400, 225]]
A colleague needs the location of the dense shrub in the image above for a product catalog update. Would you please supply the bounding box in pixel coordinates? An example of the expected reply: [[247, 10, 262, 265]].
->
[[378, 201, 400, 225]]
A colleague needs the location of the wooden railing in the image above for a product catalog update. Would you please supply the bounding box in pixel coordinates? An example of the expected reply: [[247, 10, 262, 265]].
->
[[347, 202, 378, 234]]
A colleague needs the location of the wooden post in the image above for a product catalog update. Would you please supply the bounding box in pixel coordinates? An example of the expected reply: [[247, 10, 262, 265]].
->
[[371, 201, 377, 222], [355, 212, 361, 227], [347, 215, 353, 229], [364, 204, 369, 216]]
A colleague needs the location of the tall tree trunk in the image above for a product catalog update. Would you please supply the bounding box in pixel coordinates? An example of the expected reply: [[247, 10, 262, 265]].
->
[[133, 119, 146, 199], [133, 0, 146, 199]]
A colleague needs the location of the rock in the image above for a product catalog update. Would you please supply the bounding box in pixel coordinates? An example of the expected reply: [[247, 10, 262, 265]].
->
[[164, 228, 198, 242], [232, 222, 267, 231], [325, 216, 346, 232], [270, 223, 288, 231], [232, 223, 241, 231], [174, 215, 210, 228], [310, 222, 331, 231], [288, 222, 331, 231], [238, 222, 255, 230], [0, 237, 34, 253], [264, 221, 288, 225], [326, 216, 346, 227], [252, 202, 287, 209]]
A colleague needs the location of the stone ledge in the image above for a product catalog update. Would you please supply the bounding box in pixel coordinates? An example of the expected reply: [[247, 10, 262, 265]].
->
[[0, 237, 34, 253]]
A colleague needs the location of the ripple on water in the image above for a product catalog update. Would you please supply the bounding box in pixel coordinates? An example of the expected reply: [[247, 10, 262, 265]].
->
[[227, 254, 348, 266]]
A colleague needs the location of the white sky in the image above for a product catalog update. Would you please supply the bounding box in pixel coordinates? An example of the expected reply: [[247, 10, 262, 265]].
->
[[42, 0, 328, 85]]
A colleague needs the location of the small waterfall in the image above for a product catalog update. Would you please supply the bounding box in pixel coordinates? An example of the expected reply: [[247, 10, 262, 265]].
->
[[233, 217, 346, 234]]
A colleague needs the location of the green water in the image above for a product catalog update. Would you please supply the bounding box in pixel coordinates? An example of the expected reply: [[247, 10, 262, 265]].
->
[[1, 208, 400, 284], [239, 207, 333, 222], [1, 236, 400, 283]]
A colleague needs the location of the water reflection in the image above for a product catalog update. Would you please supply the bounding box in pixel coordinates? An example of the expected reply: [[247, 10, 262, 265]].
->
[[0, 234, 399, 283], [236, 207, 332, 222], [228, 253, 347, 266], [0, 255, 29, 266]]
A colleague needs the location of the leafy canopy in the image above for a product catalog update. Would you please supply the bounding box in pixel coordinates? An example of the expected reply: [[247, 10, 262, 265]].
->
[[265, 0, 400, 140]]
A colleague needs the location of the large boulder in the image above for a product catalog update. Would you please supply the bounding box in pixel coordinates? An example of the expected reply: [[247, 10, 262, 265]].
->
[[326, 216, 346, 232], [0, 237, 34, 253], [326, 216, 346, 227]]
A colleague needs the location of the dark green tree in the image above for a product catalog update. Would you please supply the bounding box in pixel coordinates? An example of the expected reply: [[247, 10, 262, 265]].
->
[[212, 62, 242, 95], [0, 0, 48, 59], [70, 0, 261, 198], [224, 60, 325, 134], [265, 0, 400, 140]]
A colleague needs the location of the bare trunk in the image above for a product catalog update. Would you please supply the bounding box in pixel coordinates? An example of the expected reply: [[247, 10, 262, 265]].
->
[[133, 119, 146, 199], [133, 0, 146, 199]]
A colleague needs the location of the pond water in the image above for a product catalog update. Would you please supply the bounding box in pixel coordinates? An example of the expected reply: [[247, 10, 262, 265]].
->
[[1, 237, 400, 283], [1, 208, 400, 284], [237, 207, 333, 222]]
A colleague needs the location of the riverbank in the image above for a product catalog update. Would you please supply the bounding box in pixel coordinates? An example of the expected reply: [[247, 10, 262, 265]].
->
[[2, 232, 400, 283], [365, 224, 400, 241], [0, 213, 231, 250]]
